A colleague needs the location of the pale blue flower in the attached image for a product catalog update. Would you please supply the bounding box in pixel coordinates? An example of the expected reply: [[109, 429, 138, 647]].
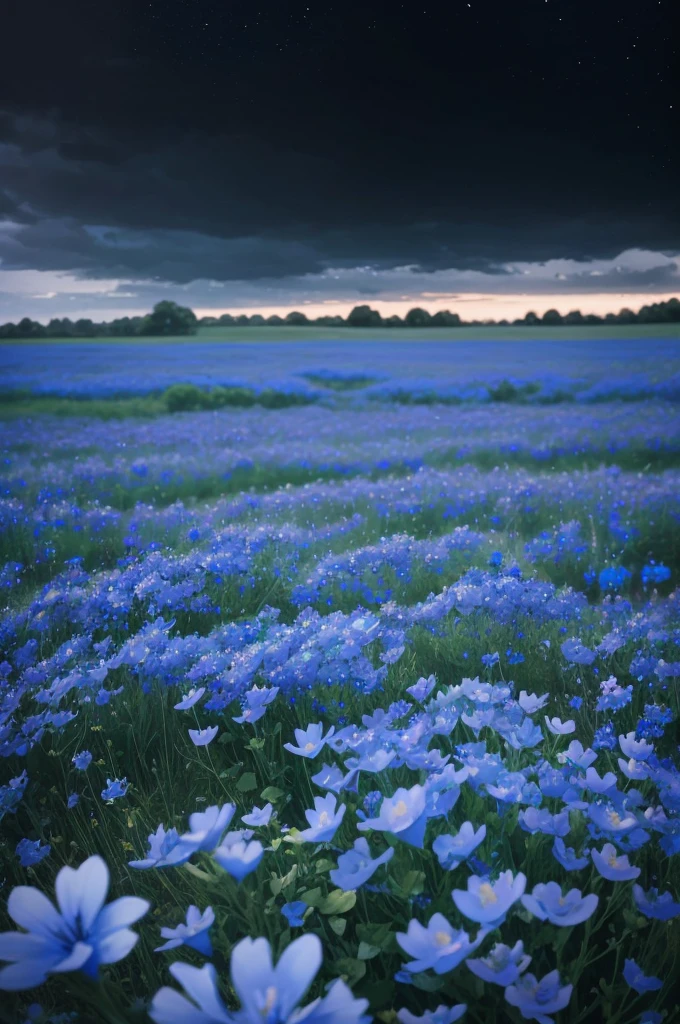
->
[[150, 933, 368, 1024], [129, 824, 195, 869], [432, 823, 486, 869], [155, 905, 214, 956], [557, 740, 597, 770], [466, 940, 531, 986], [188, 725, 219, 747], [619, 732, 655, 761], [544, 716, 576, 736], [518, 808, 570, 837], [505, 969, 573, 1022], [518, 691, 550, 714], [284, 722, 335, 759], [72, 751, 92, 771], [521, 882, 598, 926], [552, 838, 590, 871], [213, 839, 264, 881], [67, 793, 79, 810], [623, 959, 663, 993], [181, 804, 236, 852], [0, 855, 148, 990], [397, 913, 487, 974], [397, 1005, 467, 1024], [406, 675, 437, 702], [452, 870, 526, 926], [174, 687, 205, 710], [632, 885, 680, 920], [329, 837, 394, 891], [242, 803, 273, 827], [101, 778, 128, 801], [299, 793, 346, 843], [357, 784, 428, 848], [591, 843, 640, 881]]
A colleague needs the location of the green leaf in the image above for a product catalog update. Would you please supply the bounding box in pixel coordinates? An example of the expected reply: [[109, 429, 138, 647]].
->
[[236, 772, 257, 792], [301, 887, 323, 908], [357, 941, 381, 960], [328, 916, 347, 936], [183, 863, 213, 884], [314, 858, 335, 873], [399, 869, 426, 896], [335, 958, 367, 985], [410, 973, 446, 992], [319, 890, 357, 915], [261, 786, 285, 802], [249, 738, 265, 750], [269, 874, 282, 897]]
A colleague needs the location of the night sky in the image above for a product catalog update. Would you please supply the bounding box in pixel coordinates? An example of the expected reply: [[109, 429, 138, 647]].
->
[[1, 0, 678, 320]]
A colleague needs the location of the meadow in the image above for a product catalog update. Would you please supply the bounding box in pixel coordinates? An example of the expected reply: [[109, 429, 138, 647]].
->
[[1, 334, 680, 1024]]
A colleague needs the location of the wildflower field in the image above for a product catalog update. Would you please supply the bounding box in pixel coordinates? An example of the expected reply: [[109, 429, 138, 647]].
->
[[1, 337, 680, 1024]]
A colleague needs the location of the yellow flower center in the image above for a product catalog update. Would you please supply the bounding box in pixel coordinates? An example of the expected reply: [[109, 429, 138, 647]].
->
[[609, 811, 621, 827], [608, 854, 618, 867], [392, 800, 408, 818], [260, 987, 277, 1016], [478, 883, 498, 906], [435, 931, 451, 946], [304, 742, 315, 751], [318, 811, 330, 826]]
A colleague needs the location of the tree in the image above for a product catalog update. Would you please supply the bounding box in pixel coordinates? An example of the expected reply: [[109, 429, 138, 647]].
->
[[139, 301, 198, 336], [404, 307, 433, 327], [285, 311, 309, 325], [541, 309, 563, 325], [523, 312, 539, 326], [346, 305, 382, 327], [266, 315, 284, 325], [249, 314, 265, 325], [564, 310, 585, 325], [219, 314, 235, 325], [431, 310, 461, 326], [383, 315, 404, 327]]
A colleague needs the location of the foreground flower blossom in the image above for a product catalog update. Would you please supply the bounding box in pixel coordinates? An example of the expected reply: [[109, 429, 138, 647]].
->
[[189, 725, 219, 747], [632, 885, 680, 920], [397, 913, 487, 973], [504, 969, 573, 1022], [452, 870, 526, 926], [466, 940, 531, 986], [432, 822, 486, 869], [622, 959, 663, 994], [149, 934, 369, 1024], [213, 839, 264, 881], [591, 843, 640, 881], [357, 784, 428, 848], [0, 854, 149, 990], [299, 793, 346, 843], [329, 837, 394, 891], [284, 722, 335, 758], [521, 882, 598, 926]]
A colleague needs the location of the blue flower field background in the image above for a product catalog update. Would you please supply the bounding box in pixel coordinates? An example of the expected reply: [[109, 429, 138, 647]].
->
[[0, 338, 679, 1024]]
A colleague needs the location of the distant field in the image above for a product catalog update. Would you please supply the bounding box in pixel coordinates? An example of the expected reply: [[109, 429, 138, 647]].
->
[[2, 322, 679, 343]]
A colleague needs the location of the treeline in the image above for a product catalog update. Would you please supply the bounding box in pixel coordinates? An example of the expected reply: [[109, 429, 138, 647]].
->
[[1, 298, 679, 338]]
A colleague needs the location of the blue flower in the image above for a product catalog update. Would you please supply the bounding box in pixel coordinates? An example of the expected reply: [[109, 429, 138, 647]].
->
[[396, 913, 487, 974], [16, 839, 51, 869], [66, 793, 79, 810], [213, 838, 264, 881], [397, 1005, 467, 1023], [591, 843, 640, 881], [544, 715, 575, 736], [357, 784, 428, 848], [519, 808, 570, 837], [518, 691, 550, 714], [173, 687, 205, 710], [406, 674, 437, 702], [552, 838, 590, 871], [623, 959, 663, 994], [452, 870, 526, 927], [281, 901, 307, 927], [0, 855, 148, 990], [521, 882, 598, 926], [466, 940, 531, 986], [619, 732, 655, 761], [568, 695, 583, 710], [72, 751, 92, 771], [598, 566, 631, 590], [432, 822, 486, 869], [284, 722, 335, 759], [129, 824, 195, 869], [632, 885, 680, 920], [329, 837, 394, 890], [150, 934, 368, 1024], [180, 804, 236, 852], [155, 905, 214, 956], [299, 793, 346, 843], [641, 563, 671, 586], [188, 725, 219, 747], [101, 777, 129, 801], [242, 803, 273, 827], [505, 969, 572, 1022], [233, 685, 279, 725]]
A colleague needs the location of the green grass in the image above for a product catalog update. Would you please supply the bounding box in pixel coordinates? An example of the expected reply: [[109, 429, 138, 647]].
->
[[1, 322, 678, 344]]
